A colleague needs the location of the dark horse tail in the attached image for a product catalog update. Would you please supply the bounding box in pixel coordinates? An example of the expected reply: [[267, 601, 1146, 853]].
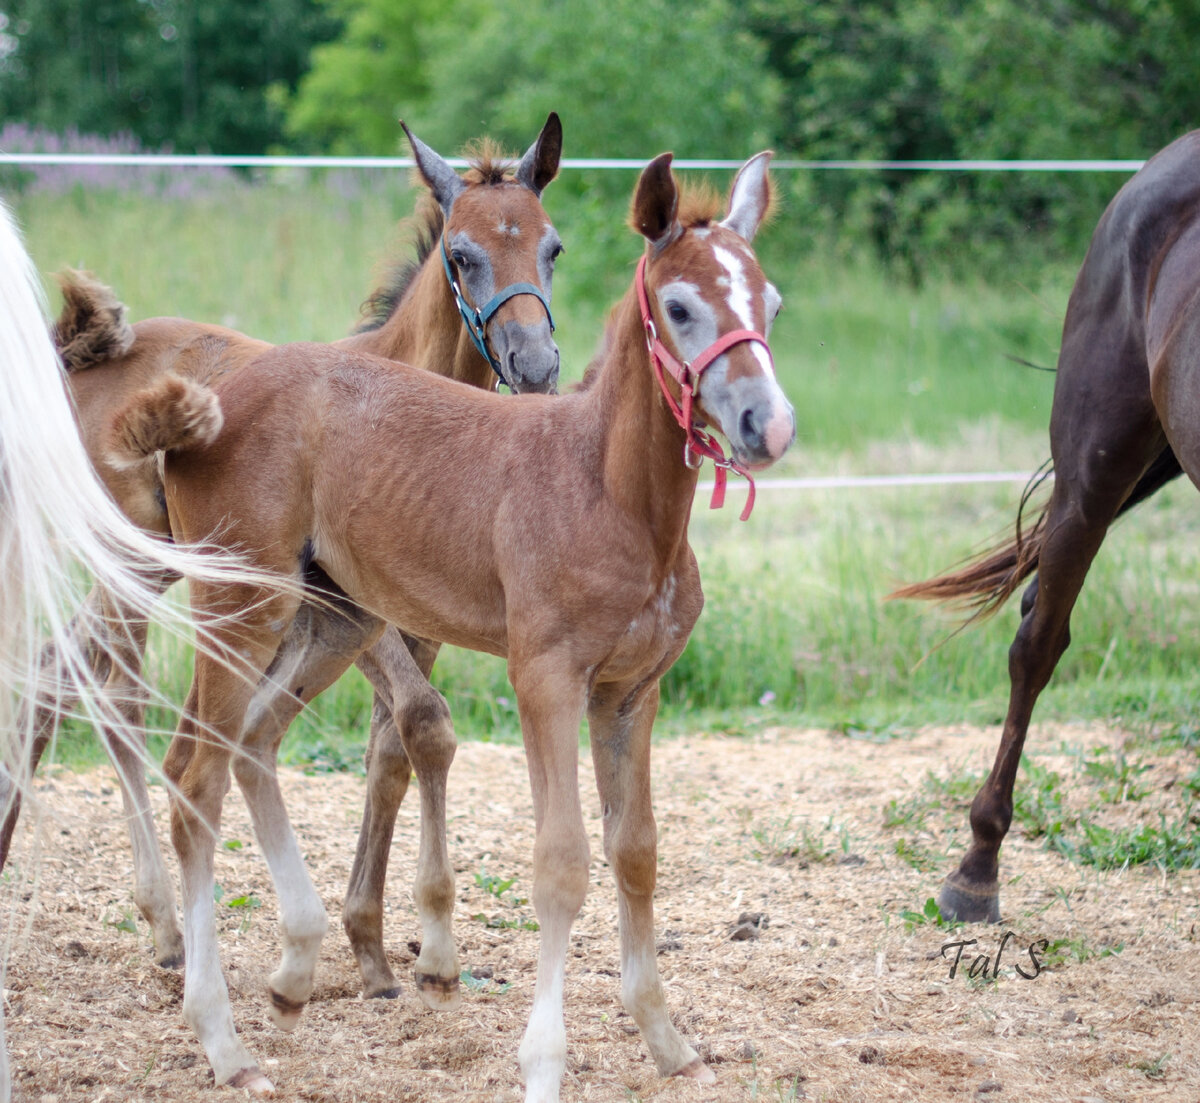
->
[[889, 446, 1185, 617], [52, 268, 135, 372]]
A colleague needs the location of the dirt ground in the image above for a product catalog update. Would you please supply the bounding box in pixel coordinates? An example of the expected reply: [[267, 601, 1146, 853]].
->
[[3, 722, 1198, 1102]]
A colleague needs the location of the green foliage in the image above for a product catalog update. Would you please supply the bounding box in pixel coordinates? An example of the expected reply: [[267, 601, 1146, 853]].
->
[[459, 968, 511, 995], [1040, 935, 1124, 968], [1081, 746, 1152, 804], [103, 906, 139, 936], [0, 0, 340, 153], [898, 896, 955, 931], [743, 0, 1200, 275], [1012, 756, 1070, 841], [471, 868, 537, 930], [408, 0, 780, 159], [282, 0, 452, 154], [1133, 1053, 1171, 1081], [1056, 812, 1200, 872], [749, 814, 849, 865]]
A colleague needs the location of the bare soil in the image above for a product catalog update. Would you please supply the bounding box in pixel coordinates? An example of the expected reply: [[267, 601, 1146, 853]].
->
[[4, 722, 1199, 1102]]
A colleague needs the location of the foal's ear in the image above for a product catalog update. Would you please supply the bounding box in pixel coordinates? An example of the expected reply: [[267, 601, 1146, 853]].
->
[[401, 120, 466, 214], [515, 112, 563, 196], [720, 151, 773, 243], [632, 153, 681, 251]]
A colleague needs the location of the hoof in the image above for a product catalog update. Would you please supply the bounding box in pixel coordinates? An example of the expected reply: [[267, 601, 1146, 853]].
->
[[366, 984, 402, 1000], [227, 1066, 275, 1094], [267, 987, 306, 1033], [416, 971, 462, 1011], [939, 873, 1001, 924], [673, 1057, 716, 1084], [155, 948, 185, 971]]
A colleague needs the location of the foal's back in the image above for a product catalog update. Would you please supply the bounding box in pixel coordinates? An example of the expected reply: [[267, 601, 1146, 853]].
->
[[166, 340, 683, 667]]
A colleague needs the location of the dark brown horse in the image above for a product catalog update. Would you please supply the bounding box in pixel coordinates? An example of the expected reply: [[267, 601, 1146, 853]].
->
[[116, 151, 793, 1099], [893, 130, 1199, 923], [3, 118, 563, 998]]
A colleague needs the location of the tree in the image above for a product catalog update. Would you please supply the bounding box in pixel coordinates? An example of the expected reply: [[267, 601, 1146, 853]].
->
[[744, 0, 1200, 273], [0, 0, 340, 152], [282, 0, 453, 154], [283, 0, 781, 159]]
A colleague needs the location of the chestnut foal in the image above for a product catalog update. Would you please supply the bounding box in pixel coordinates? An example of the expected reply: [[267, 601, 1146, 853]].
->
[[118, 151, 794, 1098], [3, 117, 563, 999]]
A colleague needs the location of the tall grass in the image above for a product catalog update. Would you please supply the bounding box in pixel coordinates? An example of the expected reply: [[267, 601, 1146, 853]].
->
[[14, 175, 1196, 767]]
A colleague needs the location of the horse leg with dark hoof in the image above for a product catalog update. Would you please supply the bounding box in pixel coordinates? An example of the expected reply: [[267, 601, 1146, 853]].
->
[[938, 870, 1001, 924]]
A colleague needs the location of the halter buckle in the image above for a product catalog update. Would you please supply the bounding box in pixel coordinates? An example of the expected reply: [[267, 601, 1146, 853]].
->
[[644, 318, 658, 353], [683, 442, 703, 470]]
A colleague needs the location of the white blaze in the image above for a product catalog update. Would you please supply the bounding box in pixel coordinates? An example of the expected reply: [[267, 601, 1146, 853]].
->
[[714, 244, 774, 377]]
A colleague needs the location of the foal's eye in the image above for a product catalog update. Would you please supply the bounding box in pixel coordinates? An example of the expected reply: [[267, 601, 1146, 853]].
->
[[667, 302, 690, 324], [451, 250, 471, 270], [550, 243, 565, 263]]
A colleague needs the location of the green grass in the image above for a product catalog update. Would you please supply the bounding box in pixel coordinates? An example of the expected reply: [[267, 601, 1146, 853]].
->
[[15, 177, 1200, 773]]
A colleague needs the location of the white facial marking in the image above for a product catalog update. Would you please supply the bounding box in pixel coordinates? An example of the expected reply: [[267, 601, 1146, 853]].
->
[[714, 244, 774, 377], [496, 219, 520, 236]]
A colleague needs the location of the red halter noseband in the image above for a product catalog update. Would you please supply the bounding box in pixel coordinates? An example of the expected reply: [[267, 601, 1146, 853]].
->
[[635, 254, 772, 521]]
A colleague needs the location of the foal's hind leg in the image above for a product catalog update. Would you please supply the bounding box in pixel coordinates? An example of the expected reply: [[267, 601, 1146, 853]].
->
[[226, 598, 386, 1029], [941, 327, 1167, 921], [588, 678, 712, 1083], [167, 604, 297, 1093], [1, 575, 184, 967], [349, 628, 460, 1006], [91, 574, 185, 967]]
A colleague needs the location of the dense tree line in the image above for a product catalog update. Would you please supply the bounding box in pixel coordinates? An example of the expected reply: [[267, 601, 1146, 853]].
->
[[2, 0, 1198, 269]]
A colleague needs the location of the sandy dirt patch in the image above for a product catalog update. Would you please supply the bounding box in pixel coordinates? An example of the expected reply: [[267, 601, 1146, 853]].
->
[[3, 723, 1198, 1101]]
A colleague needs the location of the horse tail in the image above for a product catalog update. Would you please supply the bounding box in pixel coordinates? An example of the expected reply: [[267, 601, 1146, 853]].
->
[[107, 375, 223, 470], [52, 268, 134, 372], [888, 463, 1054, 620], [891, 443, 1185, 620]]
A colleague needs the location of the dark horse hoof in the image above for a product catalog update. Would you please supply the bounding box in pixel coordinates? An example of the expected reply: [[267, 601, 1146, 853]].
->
[[939, 872, 1001, 924]]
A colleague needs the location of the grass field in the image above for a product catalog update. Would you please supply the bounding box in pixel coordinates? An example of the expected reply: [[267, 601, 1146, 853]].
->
[[12, 172, 1200, 770]]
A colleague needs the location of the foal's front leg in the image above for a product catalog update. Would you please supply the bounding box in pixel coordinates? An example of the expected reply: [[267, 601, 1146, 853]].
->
[[509, 655, 591, 1103], [350, 628, 460, 1006], [588, 679, 712, 1082]]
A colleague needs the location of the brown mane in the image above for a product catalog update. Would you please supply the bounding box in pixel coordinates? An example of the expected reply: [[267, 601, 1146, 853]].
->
[[355, 142, 522, 334]]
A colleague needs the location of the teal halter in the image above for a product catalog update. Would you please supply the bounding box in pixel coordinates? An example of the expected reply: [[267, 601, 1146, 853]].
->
[[440, 238, 555, 389]]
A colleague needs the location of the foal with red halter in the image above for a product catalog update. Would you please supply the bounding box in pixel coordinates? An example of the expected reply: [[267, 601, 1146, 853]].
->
[[119, 151, 794, 1100]]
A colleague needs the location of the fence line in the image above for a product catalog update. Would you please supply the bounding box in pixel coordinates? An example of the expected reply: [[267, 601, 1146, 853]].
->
[[0, 153, 1147, 173], [3, 154, 1071, 496], [698, 471, 1038, 494]]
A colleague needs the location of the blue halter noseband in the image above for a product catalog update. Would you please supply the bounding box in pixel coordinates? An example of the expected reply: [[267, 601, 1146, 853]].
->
[[440, 238, 556, 390]]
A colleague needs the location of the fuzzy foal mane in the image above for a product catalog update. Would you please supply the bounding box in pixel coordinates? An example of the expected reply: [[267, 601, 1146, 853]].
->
[[354, 141, 520, 334], [676, 181, 723, 227]]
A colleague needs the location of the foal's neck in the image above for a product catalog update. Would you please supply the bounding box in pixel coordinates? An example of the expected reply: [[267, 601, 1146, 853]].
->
[[592, 288, 700, 563], [337, 257, 495, 390]]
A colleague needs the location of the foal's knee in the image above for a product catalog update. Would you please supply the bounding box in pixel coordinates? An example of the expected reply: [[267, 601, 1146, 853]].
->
[[398, 686, 455, 773], [606, 818, 658, 900], [533, 829, 590, 917]]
